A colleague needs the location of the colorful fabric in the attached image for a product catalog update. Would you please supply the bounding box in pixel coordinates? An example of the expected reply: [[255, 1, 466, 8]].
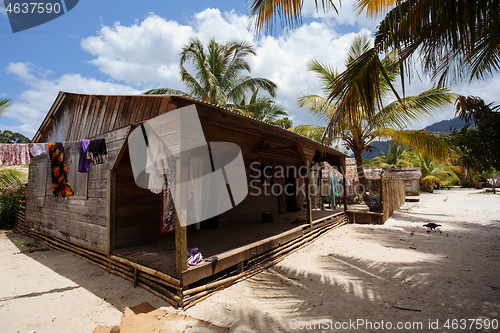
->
[[78, 140, 90, 173], [327, 170, 335, 207], [334, 175, 340, 196], [0, 144, 30, 166], [160, 183, 176, 235], [187, 248, 203, 266], [29, 143, 48, 157], [86, 138, 108, 165], [49, 143, 74, 197]]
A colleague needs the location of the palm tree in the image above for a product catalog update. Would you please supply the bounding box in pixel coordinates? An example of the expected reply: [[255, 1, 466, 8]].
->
[[230, 88, 289, 124], [370, 0, 500, 85], [290, 35, 455, 203], [248, 0, 499, 86], [145, 38, 277, 108], [372, 144, 412, 168], [411, 153, 461, 191]]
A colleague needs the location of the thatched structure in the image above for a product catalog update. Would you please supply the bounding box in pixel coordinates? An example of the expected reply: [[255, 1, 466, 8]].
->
[[364, 168, 421, 196]]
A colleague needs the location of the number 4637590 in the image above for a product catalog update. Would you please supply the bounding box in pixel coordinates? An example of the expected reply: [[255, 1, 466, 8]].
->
[[5, 2, 61, 14], [444, 318, 498, 330]]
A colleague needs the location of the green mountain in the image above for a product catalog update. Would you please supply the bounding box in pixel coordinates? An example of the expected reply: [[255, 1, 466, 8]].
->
[[424, 117, 467, 134]]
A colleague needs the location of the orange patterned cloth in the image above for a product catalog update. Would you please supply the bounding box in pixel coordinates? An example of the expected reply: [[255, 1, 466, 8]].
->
[[48, 143, 74, 197]]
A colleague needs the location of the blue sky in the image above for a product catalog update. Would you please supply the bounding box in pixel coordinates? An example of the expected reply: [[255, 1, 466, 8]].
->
[[1, 0, 499, 140]]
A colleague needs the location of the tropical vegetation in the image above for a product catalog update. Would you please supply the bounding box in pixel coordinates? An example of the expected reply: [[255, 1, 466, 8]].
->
[[289, 34, 455, 203], [145, 37, 290, 126], [0, 99, 29, 229], [370, 144, 412, 169], [249, 0, 500, 86]]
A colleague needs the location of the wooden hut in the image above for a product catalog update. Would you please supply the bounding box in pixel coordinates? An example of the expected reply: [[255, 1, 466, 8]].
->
[[365, 167, 421, 196], [23, 92, 349, 308]]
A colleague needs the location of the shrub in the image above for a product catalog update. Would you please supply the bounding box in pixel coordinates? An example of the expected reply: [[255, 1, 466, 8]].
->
[[0, 184, 27, 229]]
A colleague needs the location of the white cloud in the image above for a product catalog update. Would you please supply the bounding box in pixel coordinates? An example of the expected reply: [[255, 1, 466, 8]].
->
[[79, 8, 373, 127], [3, 62, 140, 137], [0, 6, 7, 18], [81, 13, 194, 87]]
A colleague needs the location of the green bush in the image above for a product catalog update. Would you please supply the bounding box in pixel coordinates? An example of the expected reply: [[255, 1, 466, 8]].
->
[[0, 185, 27, 229]]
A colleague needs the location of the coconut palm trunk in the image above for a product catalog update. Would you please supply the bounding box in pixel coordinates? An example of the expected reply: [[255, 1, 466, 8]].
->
[[353, 149, 371, 204]]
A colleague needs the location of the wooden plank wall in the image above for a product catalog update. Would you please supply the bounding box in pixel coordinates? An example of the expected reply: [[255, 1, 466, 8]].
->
[[114, 149, 166, 249], [25, 126, 131, 253], [381, 178, 406, 222]]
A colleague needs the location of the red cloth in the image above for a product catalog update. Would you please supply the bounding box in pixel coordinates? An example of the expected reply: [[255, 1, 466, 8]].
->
[[0, 144, 30, 166]]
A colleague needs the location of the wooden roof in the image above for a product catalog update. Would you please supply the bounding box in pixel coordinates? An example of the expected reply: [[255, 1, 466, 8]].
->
[[33, 92, 346, 166], [364, 167, 422, 180]]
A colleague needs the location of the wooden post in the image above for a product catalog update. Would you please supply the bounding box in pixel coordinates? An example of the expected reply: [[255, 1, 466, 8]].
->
[[341, 160, 348, 212], [175, 157, 188, 280], [305, 168, 312, 227], [175, 211, 188, 280], [106, 169, 116, 254]]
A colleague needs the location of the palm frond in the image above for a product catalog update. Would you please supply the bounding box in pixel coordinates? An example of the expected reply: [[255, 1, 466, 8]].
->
[[297, 94, 334, 123], [0, 165, 29, 193], [247, 0, 339, 34], [288, 125, 327, 143], [375, 86, 456, 129], [0, 99, 12, 117], [355, 0, 398, 17], [375, 0, 500, 84], [377, 128, 453, 160]]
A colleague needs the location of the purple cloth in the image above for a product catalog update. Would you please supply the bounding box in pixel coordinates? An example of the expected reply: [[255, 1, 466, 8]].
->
[[187, 248, 203, 266], [78, 140, 90, 173]]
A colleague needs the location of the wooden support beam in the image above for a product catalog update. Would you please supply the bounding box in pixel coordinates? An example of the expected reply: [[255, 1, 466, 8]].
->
[[175, 212, 187, 280], [295, 139, 309, 166], [175, 157, 188, 280], [305, 173, 312, 227], [133, 268, 139, 287], [341, 158, 348, 212]]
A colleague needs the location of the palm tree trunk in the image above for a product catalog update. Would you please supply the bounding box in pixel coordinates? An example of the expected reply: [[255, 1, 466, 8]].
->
[[353, 150, 371, 206]]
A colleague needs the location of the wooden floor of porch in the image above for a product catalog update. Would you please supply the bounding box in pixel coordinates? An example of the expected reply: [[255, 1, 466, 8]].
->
[[115, 207, 346, 286]]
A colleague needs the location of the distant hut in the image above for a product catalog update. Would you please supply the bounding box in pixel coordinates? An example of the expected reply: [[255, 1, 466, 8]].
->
[[364, 167, 422, 196]]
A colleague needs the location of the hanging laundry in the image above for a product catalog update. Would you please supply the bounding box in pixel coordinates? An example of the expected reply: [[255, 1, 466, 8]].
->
[[0, 144, 30, 166], [327, 169, 335, 207], [29, 143, 49, 157], [334, 175, 340, 196], [48, 143, 74, 197], [145, 132, 169, 194], [86, 138, 108, 165], [187, 248, 203, 266], [78, 140, 90, 173], [160, 182, 176, 235]]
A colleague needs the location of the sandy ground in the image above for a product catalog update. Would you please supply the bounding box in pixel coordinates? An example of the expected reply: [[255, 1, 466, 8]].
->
[[1, 188, 499, 332]]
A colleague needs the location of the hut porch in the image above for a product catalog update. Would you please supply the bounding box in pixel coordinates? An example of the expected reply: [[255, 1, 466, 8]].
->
[[115, 208, 344, 286]]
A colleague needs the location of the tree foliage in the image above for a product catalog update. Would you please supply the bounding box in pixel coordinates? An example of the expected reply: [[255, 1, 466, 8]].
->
[[447, 96, 500, 173], [145, 38, 277, 108], [0, 130, 31, 144]]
